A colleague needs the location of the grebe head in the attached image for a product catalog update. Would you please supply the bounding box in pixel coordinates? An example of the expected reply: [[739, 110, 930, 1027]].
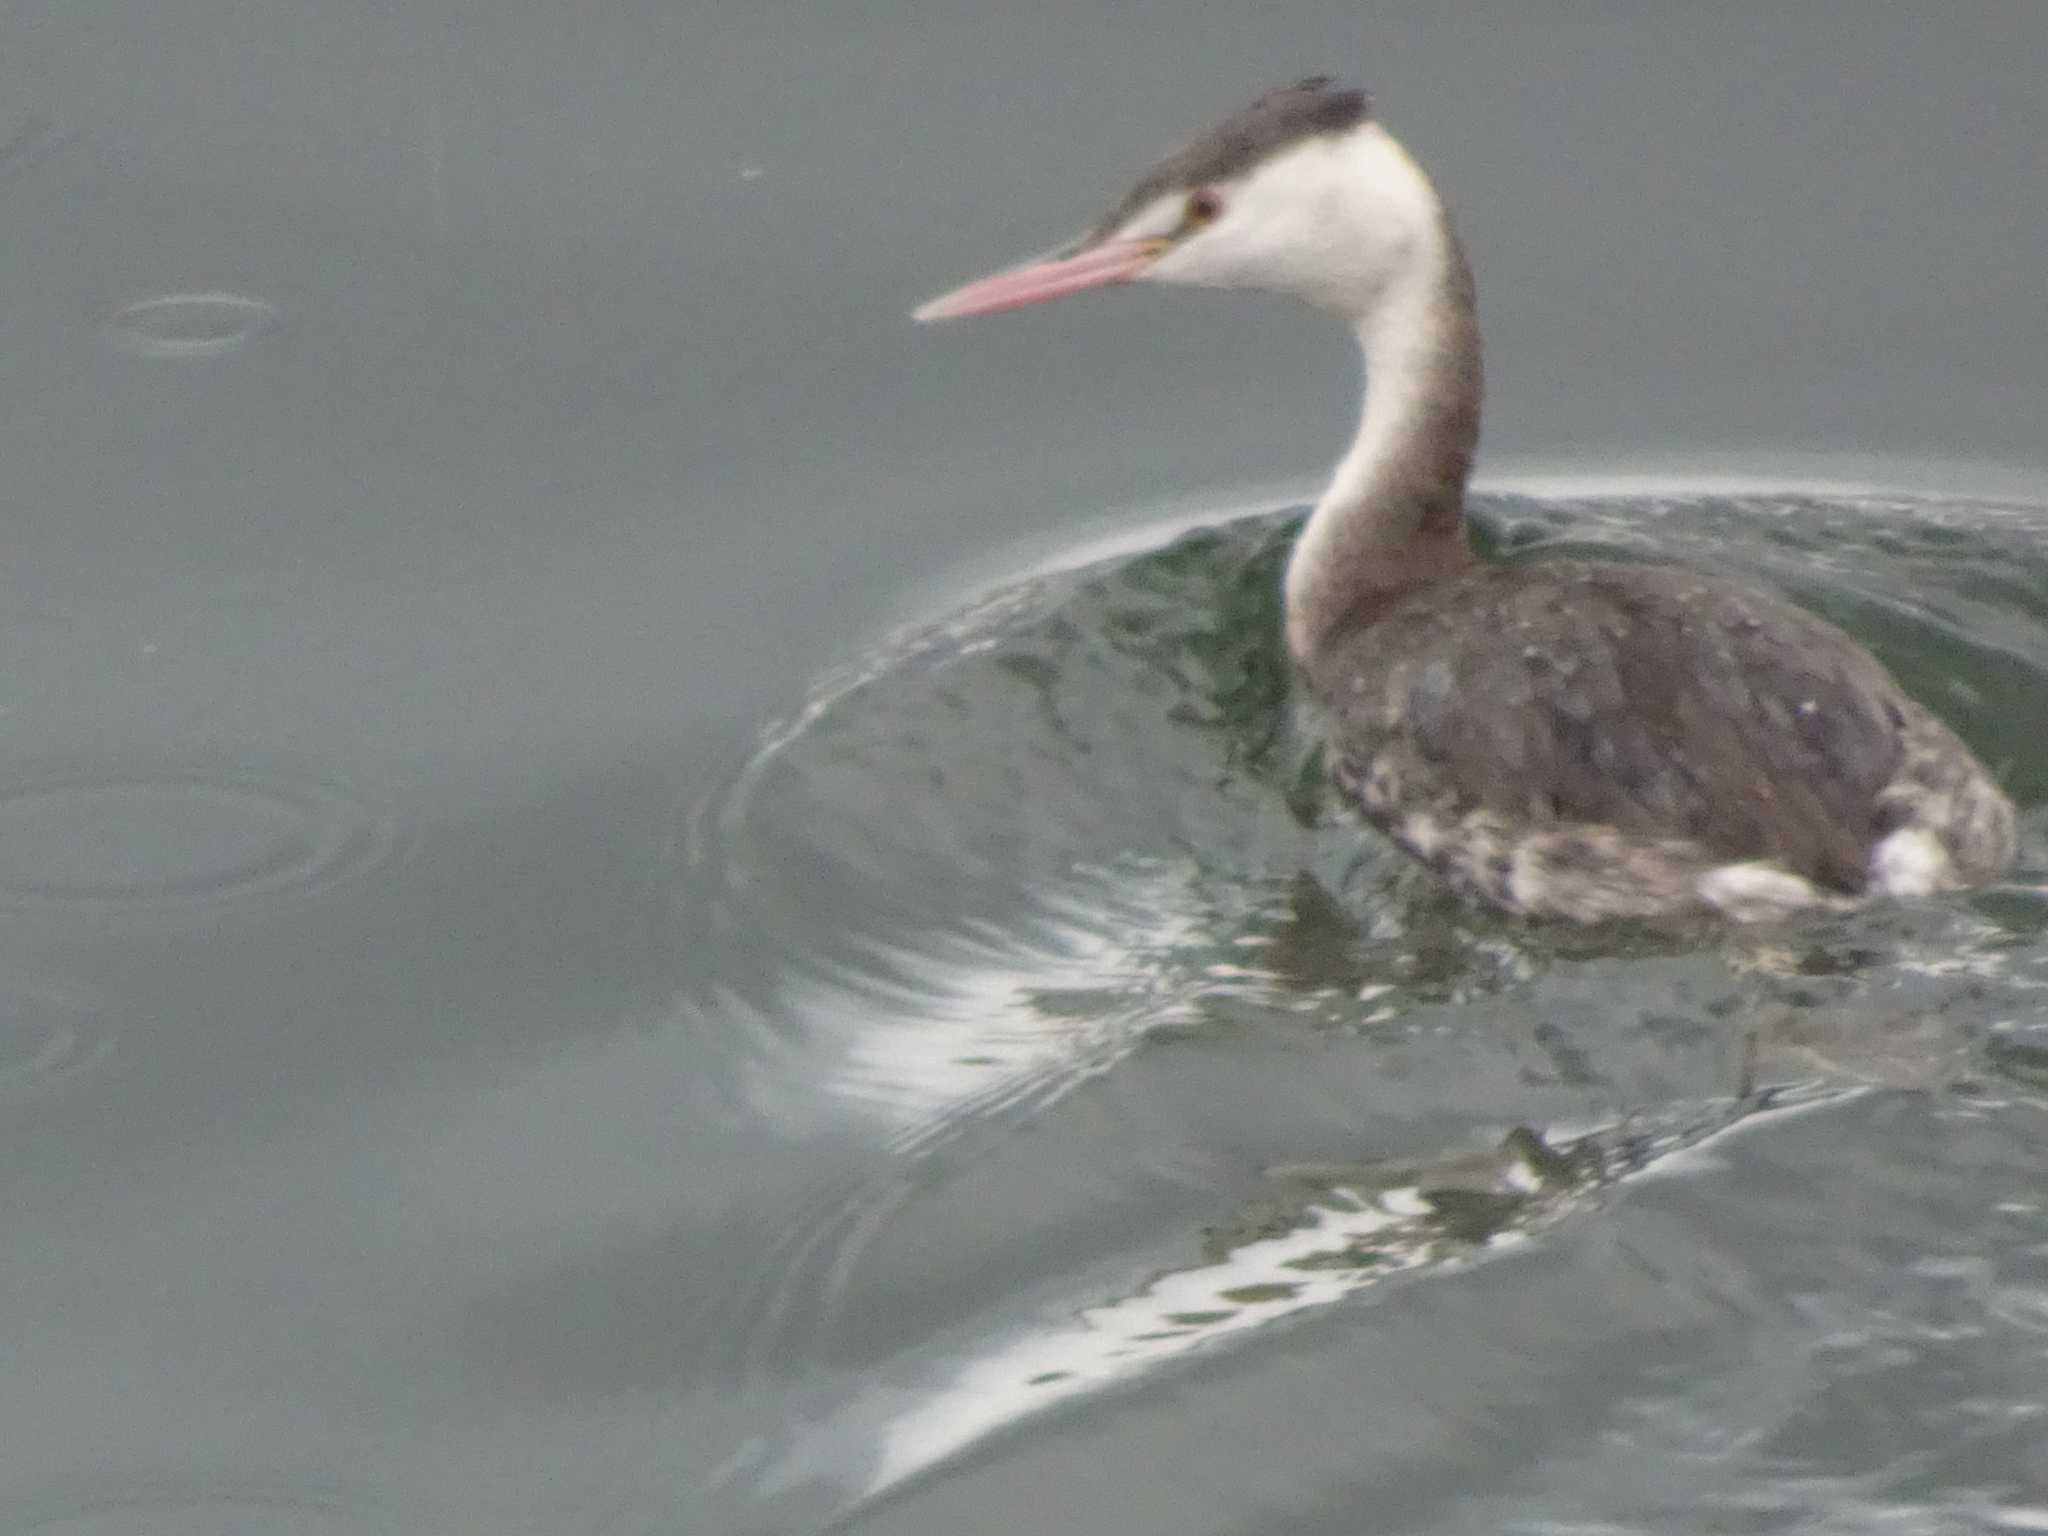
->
[[916, 79, 1443, 324]]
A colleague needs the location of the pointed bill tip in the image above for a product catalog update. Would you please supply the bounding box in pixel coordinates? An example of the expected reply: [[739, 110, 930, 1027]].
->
[[910, 292, 967, 324]]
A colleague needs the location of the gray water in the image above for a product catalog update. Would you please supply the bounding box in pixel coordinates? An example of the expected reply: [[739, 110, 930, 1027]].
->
[[3, 4, 2047, 1533]]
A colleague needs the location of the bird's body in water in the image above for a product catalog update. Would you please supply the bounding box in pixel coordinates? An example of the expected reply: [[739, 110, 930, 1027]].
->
[[916, 79, 2016, 922]]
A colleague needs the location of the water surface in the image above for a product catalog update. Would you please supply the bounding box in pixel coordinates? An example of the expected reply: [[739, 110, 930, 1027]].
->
[[4, 3, 2048, 1532], [690, 488, 2048, 1532]]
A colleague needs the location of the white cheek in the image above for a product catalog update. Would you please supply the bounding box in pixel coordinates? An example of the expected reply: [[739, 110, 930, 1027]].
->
[[1147, 208, 1318, 291], [1135, 232, 1241, 290]]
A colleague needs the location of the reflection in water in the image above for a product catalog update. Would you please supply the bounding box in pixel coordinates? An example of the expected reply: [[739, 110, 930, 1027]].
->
[[798, 857, 1215, 1137], [691, 488, 2048, 1529], [850, 1081, 1853, 1508]]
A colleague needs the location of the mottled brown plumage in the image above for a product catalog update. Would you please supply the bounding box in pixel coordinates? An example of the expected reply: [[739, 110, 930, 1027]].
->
[[1306, 562, 2011, 919], [916, 82, 2018, 920]]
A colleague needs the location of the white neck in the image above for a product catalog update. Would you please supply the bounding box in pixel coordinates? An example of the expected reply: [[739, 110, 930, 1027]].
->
[[1281, 152, 1481, 666]]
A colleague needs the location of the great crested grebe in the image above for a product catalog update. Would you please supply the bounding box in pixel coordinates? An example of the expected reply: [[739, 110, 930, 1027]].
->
[[915, 79, 2016, 923]]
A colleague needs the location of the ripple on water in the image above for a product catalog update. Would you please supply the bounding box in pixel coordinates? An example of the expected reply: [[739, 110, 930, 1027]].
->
[[0, 769, 407, 912], [0, 985, 124, 1090], [103, 292, 279, 359], [836, 1079, 1858, 1507], [693, 508, 1349, 1126], [701, 490, 2048, 1116], [697, 490, 2048, 1508]]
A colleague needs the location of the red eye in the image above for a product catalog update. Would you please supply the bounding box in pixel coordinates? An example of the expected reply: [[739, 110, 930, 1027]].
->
[[1185, 189, 1223, 226]]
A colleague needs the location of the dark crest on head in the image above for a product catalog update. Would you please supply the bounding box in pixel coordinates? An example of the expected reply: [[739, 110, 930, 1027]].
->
[[1090, 78, 1372, 240]]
